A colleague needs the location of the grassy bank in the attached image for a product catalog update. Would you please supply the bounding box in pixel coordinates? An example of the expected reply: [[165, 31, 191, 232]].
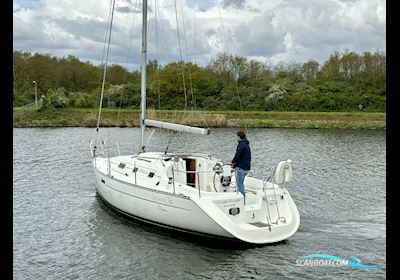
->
[[13, 108, 386, 129]]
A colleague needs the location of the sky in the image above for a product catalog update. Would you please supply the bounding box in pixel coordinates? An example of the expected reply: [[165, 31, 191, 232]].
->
[[13, 0, 386, 71]]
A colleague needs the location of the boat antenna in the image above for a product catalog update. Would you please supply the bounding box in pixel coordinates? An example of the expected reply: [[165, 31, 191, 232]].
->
[[139, 0, 148, 153]]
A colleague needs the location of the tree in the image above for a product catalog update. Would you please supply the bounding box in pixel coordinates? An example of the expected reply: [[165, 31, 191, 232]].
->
[[301, 60, 319, 81]]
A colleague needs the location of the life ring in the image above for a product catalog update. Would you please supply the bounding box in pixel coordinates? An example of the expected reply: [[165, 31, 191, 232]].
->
[[275, 160, 293, 184]]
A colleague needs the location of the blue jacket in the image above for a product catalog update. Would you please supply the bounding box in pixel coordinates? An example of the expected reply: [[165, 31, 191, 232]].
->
[[232, 138, 251, 171]]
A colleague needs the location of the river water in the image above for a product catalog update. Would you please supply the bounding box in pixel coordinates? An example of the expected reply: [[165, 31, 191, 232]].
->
[[13, 127, 386, 279]]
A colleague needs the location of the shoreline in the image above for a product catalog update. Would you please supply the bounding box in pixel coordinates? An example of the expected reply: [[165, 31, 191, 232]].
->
[[13, 108, 386, 130]]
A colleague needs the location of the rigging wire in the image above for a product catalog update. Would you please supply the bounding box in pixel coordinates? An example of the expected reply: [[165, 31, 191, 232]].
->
[[176, 0, 208, 129], [156, 2, 171, 62], [179, 0, 195, 108], [216, 0, 230, 54], [154, 0, 173, 119], [143, 0, 156, 112], [164, 131, 176, 155], [193, 0, 196, 71], [155, 0, 185, 127], [155, 0, 161, 111], [90, 0, 114, 145], [173, 0, 188, 114], [96, 0, 116, 133], [92, 0, 116, 161], [116, 0, 140, 127], [191, 0, 210, 129], [215, 0, 248, 135]]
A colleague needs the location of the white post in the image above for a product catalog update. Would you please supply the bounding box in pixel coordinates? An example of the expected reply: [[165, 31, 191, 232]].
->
[[172, 166, 175, 194], [139, 0, 148, 152], [116, 142, 120, 156], [33, 81, 38, 109], [197, 171, 201, 198], [134, 162, 137, 185]]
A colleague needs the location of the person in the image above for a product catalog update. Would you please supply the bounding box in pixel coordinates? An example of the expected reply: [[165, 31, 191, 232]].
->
[[231, 131, 251, 199]]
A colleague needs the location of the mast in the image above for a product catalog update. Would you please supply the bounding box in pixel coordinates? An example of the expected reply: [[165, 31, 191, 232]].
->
[[138, 0, 209, 143], [139, 0, 148, 152]]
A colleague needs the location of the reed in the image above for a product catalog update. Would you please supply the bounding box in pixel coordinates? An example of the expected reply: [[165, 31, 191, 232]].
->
[[13, 108, 386, 129]]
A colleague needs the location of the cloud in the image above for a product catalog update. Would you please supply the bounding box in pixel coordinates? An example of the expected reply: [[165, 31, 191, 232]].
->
[[13, 0, 386, 70], [222, 0, 245, 9], [234, 11, 286, 57], [230, 0, 386, 64]]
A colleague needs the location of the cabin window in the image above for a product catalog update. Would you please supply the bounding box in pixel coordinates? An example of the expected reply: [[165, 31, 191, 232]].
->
[[132, 167, 138, 173], [118, 163, 126, 169], [148, 172, 155, 178]]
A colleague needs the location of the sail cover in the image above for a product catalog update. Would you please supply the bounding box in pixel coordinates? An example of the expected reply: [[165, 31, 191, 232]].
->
[[144, 119, 209, 135]]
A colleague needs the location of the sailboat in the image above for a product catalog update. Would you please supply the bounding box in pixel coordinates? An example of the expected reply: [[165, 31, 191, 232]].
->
[[90, 0, 300, 244]]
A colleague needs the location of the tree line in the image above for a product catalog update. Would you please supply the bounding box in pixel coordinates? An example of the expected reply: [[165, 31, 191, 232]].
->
[[13, 50, 386, 112]]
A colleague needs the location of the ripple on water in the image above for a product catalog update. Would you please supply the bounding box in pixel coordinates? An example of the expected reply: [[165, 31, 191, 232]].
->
[[13, 128, 386, 279]]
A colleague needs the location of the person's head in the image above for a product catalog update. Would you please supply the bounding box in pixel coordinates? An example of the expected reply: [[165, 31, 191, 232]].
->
[[236, 131, 246, 142]]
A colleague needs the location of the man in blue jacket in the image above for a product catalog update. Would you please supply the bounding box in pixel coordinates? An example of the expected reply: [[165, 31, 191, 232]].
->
[[231, 131, 251, 199]]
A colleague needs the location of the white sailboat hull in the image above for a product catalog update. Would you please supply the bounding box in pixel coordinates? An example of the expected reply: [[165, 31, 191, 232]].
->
[[92, 152, 300, 244], [94, 169, 234, 238]]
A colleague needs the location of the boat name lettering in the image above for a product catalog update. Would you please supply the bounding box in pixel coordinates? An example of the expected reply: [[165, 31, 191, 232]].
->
[[214, 198, 241, 207], [153, 195, 173, 205]]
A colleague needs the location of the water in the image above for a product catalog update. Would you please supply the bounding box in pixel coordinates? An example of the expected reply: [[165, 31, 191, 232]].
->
[[13, 128, 386, 279]]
